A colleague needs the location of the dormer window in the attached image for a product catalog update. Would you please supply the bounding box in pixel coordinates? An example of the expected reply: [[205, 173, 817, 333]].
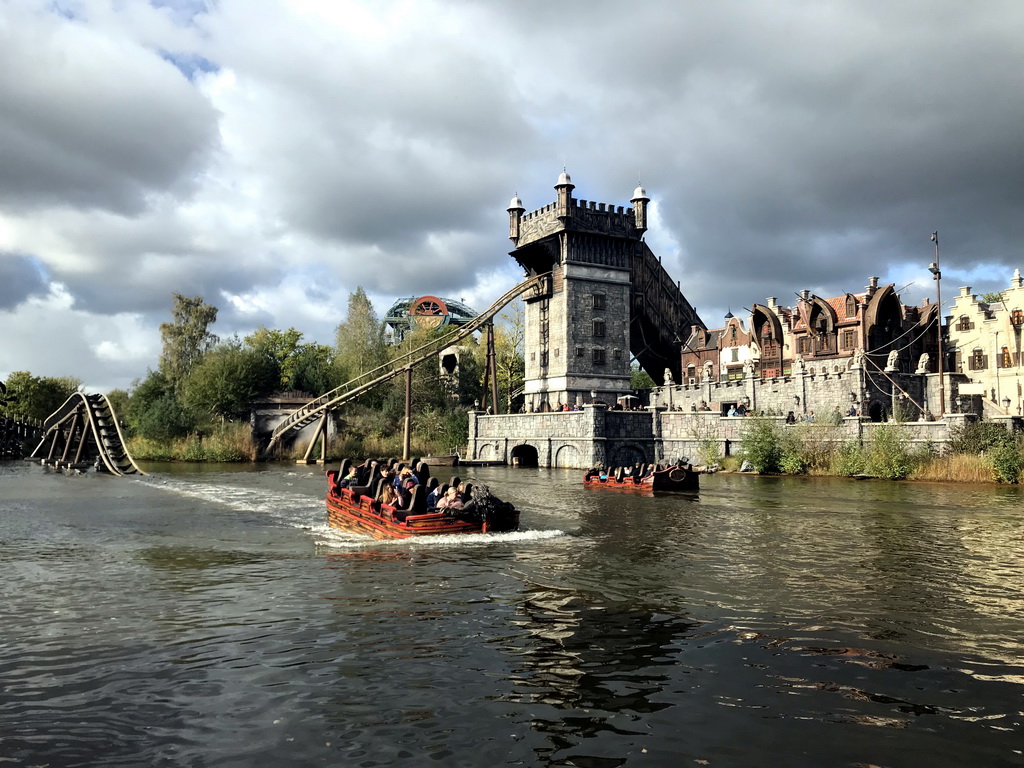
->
[[845, 296, 857, 317]]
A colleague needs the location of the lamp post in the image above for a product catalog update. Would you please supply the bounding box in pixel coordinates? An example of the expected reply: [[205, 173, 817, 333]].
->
[[929, 232, 946, 416]]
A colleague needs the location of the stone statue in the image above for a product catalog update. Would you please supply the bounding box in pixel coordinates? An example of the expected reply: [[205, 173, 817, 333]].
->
[[916, 353, 930, 374], [743, 358, 755, 377], [886, 350, 899, 371], [851, 348, 865, 369], [663, 368, 675, 386], [793, 354, 805, 373], [702, 361, 714, 382]]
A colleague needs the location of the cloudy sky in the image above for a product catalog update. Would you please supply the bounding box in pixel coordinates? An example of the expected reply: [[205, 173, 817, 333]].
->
[[2, 0, 1023, 392]]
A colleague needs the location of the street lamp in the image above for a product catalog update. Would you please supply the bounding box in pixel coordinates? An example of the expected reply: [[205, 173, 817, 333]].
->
[[1003, 396, 1011, 410], [929, 232, 946, 416]]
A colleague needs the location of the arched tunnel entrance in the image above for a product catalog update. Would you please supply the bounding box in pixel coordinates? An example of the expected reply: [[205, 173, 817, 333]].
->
[[510, 444, 539, 468]]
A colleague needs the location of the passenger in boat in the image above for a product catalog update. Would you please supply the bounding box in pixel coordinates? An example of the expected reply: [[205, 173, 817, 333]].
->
[[437, 486, 464, 512], [426, 484, 445, 511], [338, 466, 359, 489]]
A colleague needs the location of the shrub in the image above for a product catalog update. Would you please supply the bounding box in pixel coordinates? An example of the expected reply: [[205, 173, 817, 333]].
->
[[832, 441, 865, 477], [779, 426, 807, 474], [866, 423, 914, 480], [990, 441, 1024, 484], [741, 418, 783, 474], [949, 421, 1012, 454]]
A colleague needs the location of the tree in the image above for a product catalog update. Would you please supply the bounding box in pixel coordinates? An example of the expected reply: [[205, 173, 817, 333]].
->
[[630, 364, 656, 389], [159, 294, 219, 387], [1, 371, 81, 421], [494, 299, 526, 411], [125, 370, 195, 440], [180, 338, 278, 422], [289, 342, 338, 395], [982, 291, 1005, 305], [334, 287, 386, 382], [245, 326, 301, 389]]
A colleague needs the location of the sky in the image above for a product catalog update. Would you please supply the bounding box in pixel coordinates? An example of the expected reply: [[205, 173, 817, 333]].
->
[[2, 0, 1023, 393]]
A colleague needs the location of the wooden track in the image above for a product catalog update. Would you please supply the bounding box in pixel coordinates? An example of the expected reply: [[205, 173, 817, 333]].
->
[[29, 393, 146, 476], [265, 272, 551, 455]]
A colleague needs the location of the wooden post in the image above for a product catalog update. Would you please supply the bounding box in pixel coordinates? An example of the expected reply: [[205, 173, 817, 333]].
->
[[488, 323, 500, 415], [300, 412, 329, 464], [60, 410, 80, 465], [402, 367, 412, 461]]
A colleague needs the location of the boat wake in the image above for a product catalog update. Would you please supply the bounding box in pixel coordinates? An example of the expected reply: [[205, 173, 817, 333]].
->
[[311, 523, 566, 550]]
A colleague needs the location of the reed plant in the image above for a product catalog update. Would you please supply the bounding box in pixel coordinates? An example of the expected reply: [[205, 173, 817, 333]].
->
[[909, 452, 993, 483], [127, 422, 258, 461]]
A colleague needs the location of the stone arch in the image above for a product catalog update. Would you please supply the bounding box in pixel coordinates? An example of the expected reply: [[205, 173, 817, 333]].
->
[[609, 443, 646, 467], [510, 443, 539, 467], [868, 400, 886, 422], [553, 444, 580, 468], [478, 443, 498, 460]]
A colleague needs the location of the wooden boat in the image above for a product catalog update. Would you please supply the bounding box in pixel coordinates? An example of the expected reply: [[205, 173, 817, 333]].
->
[[583, 462, 699, 493], [326, 458, 519, 539]]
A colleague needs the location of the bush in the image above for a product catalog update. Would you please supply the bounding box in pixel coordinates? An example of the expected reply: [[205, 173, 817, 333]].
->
[[832, 442, 866, 476], [779, 426, 807, 474], [866, 423, 915, 480], [741, 418, 783, 474], [990, 440, 1024, 484], [949, 421, 1013, 454]]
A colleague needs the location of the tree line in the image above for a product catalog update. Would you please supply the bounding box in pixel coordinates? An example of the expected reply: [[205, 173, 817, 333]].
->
[[2, 290, 526, 461]]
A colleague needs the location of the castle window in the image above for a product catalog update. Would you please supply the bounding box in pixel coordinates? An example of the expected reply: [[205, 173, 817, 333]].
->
[[842, 329, 856, 349], [957, 315, 973, 332], [593, 319, 606, 337], [730, 348, 739, 363], [592, 293, 606, 310], [575, 346, 584, 357], [969, 347, 987, 370], [592, 348, 606, 365], [540, 351, 548, 368], [1012, 309, 1024, 327], [797, 337, 811, 355], [613, 348, 622, 360], [530, 352, 536, 362], [1001, 347, 1011, 368], [846, 296, 857, 317]]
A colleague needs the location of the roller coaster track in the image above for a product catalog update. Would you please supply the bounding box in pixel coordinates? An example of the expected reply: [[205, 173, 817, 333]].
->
[[29, 392, 146, 476], [265, 272, 551, 455]]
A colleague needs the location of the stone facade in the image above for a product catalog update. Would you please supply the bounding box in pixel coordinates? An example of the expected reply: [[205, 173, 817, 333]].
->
[[467, 407, 991, 470], [947, 270, 1024, 417]]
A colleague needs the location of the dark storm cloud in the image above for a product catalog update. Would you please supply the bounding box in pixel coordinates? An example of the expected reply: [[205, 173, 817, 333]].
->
[[0, 253, 49, 309], [0, 7, 219, 214]]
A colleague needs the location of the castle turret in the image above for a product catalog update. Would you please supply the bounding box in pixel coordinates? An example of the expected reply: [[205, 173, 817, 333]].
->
[[555, 171, 574, 220], [507, 195, 525, 243], [631, 184, 650, 233]]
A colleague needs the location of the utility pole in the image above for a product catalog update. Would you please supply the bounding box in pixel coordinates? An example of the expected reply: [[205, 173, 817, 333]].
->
[[929, 232, 946, 416]]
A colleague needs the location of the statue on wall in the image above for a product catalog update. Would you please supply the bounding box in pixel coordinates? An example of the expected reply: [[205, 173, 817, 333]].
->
[[886, 350, 899, 371], [793, 354, 805, 373], [916, 353, 930, 374], [663, 368, 675, 386], [851, 348, 865, 369], [743, 358, 755, 377], [702, 361, 714, 382]]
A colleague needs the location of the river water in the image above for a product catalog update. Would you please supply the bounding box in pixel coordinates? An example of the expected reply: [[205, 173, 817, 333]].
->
[[1, 461, 1023, 767]]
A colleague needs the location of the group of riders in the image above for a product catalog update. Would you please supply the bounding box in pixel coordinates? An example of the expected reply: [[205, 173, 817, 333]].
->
[[584, 458, 691, 485], [333, 458, 477, 519]]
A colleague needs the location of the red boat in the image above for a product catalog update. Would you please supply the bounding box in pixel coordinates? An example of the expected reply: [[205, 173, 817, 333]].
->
[[325, 459, 519, 539], [583, 462, 699, 493]]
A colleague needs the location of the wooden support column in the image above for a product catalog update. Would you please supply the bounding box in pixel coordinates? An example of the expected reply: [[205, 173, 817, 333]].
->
[[299, 412, 329, 464], [402, 367, 413, 461], [488, 323, 499, 415], [60, 411, 81, 465]]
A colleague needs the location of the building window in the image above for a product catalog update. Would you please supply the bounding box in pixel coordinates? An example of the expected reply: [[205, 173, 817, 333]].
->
[[593, 319, 606, 337], [1012, 308, 1024, 328], [613, 348, 622, 360], [730, 348, 739, 363], [540, 351, 548, 368], [592, 293, 606, 310], [842, 329, 856, 349], [797, 337, 811, 355], [969, 347, 987, 370], [554, 348, 560, 358], [592, 348, 606, 365], [575, 346, 584, 357], [1001, 347, 1012, 368], [957, 315, 973, 332], [530, 352, 536, 361], [846, 296, 857, 317]]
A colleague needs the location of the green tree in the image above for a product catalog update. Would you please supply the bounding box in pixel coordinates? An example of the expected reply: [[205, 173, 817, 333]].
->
[[290, 342, 339, 395], [180, 338, 278, 422], [159, 294, 219, 387], [334, 287, 386, 382], [631, 364, 657, 389], [2, 371, 81, 421], [126, 370, 195, 440], [741, 417, 783, 473], [494, 300, 525, 412], [245, 327, 301, 389], [982, 291, 1005, 305]]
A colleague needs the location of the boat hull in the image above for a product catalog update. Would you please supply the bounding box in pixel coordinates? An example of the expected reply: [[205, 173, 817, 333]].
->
[[325, 475, 519, 539], [583, 464, 699, 493]]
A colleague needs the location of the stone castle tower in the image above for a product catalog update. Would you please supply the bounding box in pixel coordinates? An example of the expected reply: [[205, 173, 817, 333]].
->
[[507, 173, 698, 411]]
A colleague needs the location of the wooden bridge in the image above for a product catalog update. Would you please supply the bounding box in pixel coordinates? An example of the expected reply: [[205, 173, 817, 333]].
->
[[265, 272, 552, 461], [28, 392, 146, 475]]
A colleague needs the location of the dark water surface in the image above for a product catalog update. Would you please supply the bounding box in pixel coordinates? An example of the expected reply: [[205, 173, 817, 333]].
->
[[1, 462, 1022, 767]]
